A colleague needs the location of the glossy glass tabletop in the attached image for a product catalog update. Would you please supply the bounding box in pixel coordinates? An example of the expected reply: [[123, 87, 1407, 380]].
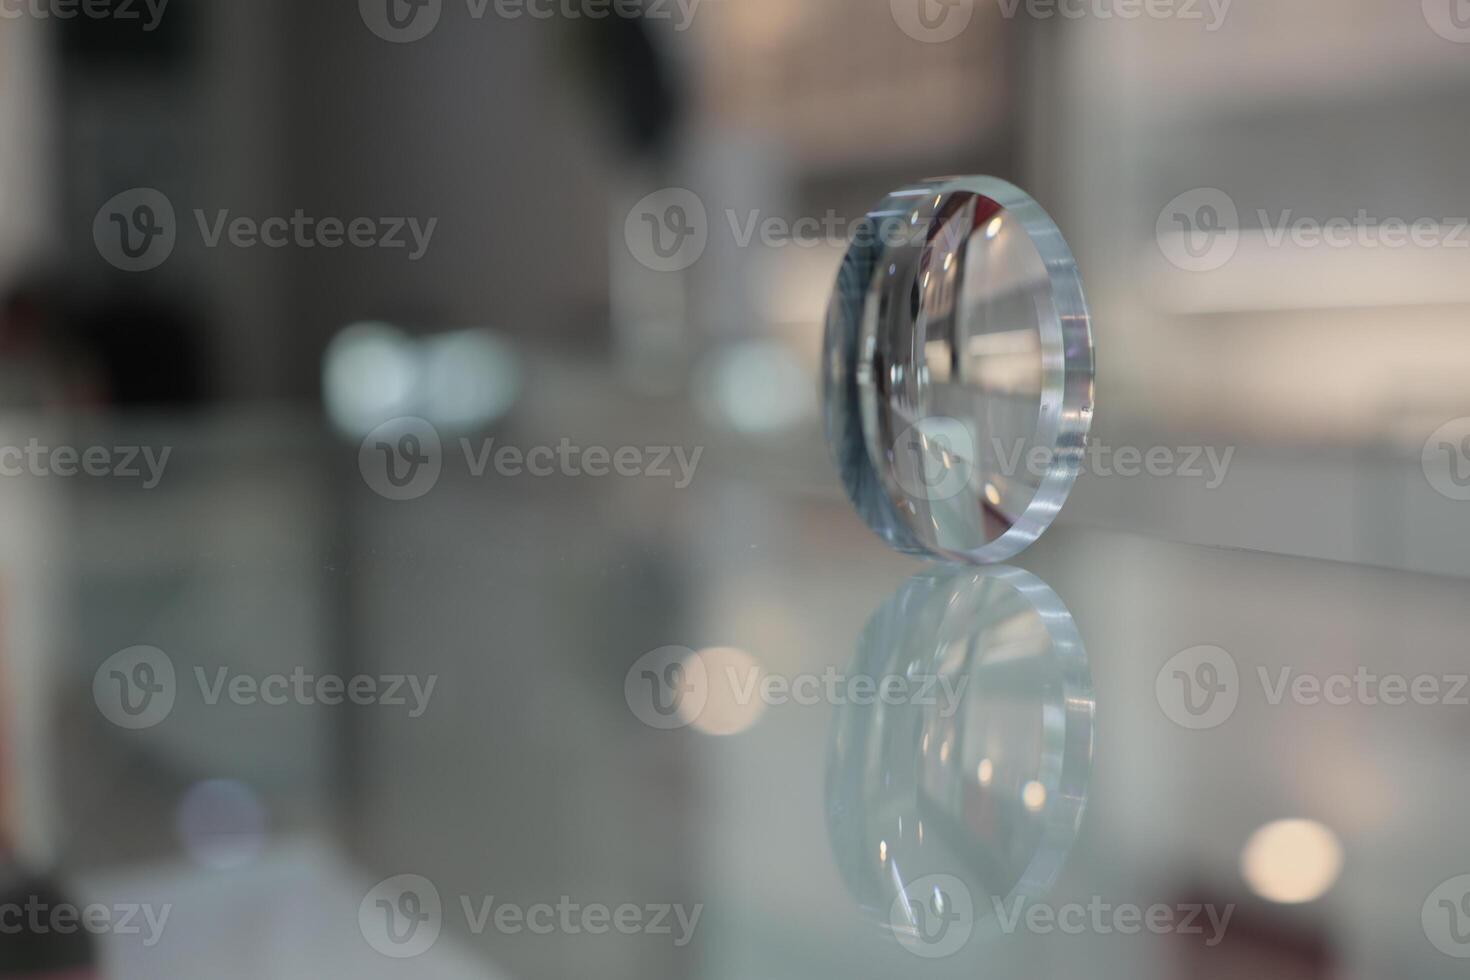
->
[[21, 395, 1468, 980]]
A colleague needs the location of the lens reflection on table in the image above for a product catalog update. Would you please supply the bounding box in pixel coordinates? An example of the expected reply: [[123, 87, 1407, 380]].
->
[[826, 566, 1094, 950]]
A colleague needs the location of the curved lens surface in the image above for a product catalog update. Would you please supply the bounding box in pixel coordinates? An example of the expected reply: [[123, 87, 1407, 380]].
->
[[825, 566, 1094, 947], [823, 176, 1094, 563]]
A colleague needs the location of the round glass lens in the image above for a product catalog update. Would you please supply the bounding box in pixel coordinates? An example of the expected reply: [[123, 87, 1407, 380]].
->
[[823, 176, 1094, 563], [825, 566, 1094, 944]]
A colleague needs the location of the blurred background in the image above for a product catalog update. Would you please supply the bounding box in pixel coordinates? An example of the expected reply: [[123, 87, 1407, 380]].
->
[[1, 0, 1469, 977]]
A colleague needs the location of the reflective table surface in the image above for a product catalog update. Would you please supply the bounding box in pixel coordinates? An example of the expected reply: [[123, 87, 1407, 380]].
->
[[13, 391, 1470, 980]]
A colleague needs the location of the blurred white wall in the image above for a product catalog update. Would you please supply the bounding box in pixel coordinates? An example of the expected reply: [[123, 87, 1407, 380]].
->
[[0, 17, 57, 272]]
